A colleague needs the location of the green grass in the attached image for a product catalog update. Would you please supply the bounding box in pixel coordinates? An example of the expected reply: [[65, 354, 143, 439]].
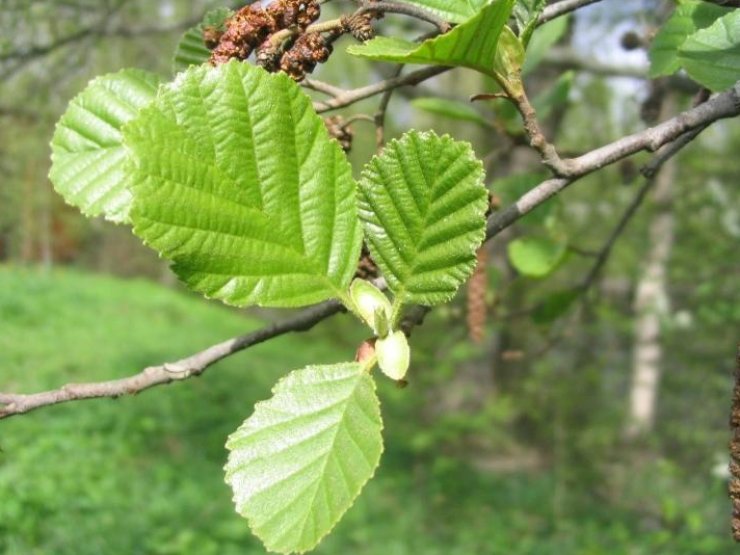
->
[[0, 266, 734, 554]]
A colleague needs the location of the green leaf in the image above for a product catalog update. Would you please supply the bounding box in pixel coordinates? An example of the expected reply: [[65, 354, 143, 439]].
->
[[172, 7, 232, 74], [376, 331, 411, 380], [395, 0, 490, 24], [347, 0, 516, 78], [508, 236, 566, 278], [349, 278, 392, 335], [411, 97, 491, 127], [49, 69, 160, 224], [648, 0, 731, 77], [522, 15, 569, 74], [358, 131, 488, 306], [513, 0, 548, 45], [493, 25, 525, 95], [532, 289, 579, 324], [224, 363, 383, 554], [678, 10, 740, 92], [124, 61, 363, 308]]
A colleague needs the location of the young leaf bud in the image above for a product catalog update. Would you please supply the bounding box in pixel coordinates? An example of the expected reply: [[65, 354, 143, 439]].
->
[[349, 279, 392, 336], [376, 331, 410, 381]]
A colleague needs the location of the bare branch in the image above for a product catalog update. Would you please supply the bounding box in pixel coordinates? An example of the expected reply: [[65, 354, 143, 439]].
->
[[356, 1, 451, 33], [0, 302, 343, 419], [314, 66, 449, 112], [539, 0, 605, 24], [486, 82, 740, 239]]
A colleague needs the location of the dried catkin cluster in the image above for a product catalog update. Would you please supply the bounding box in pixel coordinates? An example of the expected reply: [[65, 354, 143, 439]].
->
[[208, 0, 379, 81], [209, 1, 320, 66]]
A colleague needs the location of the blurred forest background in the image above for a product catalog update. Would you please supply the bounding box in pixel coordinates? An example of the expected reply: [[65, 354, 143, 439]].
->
[[1, 0, 739, 553]]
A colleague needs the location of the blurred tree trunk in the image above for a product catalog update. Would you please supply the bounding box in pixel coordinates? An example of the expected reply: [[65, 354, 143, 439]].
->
[[625, 98, 677, 438]]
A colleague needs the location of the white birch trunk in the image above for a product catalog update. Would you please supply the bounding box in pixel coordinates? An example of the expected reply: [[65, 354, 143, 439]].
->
[[625, 126, 677, 438]]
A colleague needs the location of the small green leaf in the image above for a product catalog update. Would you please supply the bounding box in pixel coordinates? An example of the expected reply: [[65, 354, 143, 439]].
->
[[513, 0, 548, 45], [411, 97, 491, 127], [358, 131, 488, 306], [532, 289, 579, 324], [493, 26, 525, 94], [225, 363, 383, 554], [508, 236, 566, 278], [347, 0, 516, 78], [376, 331, 411, 381], [172, 7, 232, 74], [522, 15, 569, 74], [395, 0, 490, 24], [124, 62, 363, 307], [678, 10, 740, 92], [648, 0, 731, 77], [349, 279, 392, 335], [49, 69, 160, 223]]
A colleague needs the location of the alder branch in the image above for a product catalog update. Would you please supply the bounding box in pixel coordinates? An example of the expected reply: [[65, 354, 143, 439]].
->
[[312, 0, 606, 114], [0, 302, 343, 419], [486, 80, 740, 238], [2, 83, 737, 420], [314, 66, 449, 112], [539, 0, 605, 24], [356, 1, 451, 33]]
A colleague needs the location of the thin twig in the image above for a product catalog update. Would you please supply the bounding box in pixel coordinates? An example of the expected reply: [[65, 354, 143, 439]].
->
[[375, 65, 404, 149], [539, 0, 605, 24], [314, 66, 449, 112], [356, 1, 451, 33]]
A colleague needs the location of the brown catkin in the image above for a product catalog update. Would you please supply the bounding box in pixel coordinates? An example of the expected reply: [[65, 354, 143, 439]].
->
[[467, 247, 489, 344], [730, 346, 740, 542]]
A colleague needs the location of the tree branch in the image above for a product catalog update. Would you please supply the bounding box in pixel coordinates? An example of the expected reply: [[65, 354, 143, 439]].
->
[[539, 0, 605, 24], [2, 83, 737, 419], [486, 81, 740, 238], [0, 301, 344, 419], [314, 66, 449, 112]]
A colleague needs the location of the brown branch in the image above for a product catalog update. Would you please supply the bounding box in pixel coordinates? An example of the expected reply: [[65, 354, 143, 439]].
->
[[314, 65, 449, 112], [356, 1, 451, 33], [539, 0, 605, 24], [0, 301, 344, 419], [374, 65, 404, 149], [485, 81, 740, 239]]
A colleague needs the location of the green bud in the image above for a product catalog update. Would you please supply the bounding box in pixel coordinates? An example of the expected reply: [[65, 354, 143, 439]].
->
[[349, 279, 392, 336], [376, 330, 410, 381]]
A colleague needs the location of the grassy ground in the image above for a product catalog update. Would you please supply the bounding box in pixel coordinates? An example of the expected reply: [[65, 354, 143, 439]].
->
[[0, 266, 733, 554]]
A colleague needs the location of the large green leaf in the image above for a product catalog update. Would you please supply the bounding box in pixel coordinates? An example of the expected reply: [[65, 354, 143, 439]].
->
[[358, 131, 488, 306], [49, 69, 160, 223], [648, 0, 731, 77], [347, 0, 516, 78], [678, 10, 740, 92], [172, 7, 232, 74], [124, 61, 363, 307], [224, 363, 383, 554], [395, 0, 490, 24]]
